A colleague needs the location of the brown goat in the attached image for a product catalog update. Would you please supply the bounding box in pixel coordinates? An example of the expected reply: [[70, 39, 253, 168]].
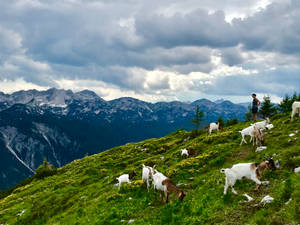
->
[[221, 158, 276, 194], [253, 126, 264, 146], [128, 171, 137, 179], [187, 148, 197, 156], [161, 178, 186, 203], [255, 158, 276, 190]]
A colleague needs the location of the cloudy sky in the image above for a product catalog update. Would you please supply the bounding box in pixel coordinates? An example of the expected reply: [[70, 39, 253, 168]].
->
[[0, 0, 299, 103]]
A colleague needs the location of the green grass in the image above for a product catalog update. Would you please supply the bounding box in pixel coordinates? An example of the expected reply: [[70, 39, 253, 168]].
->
[[0, 113, 299, 224]]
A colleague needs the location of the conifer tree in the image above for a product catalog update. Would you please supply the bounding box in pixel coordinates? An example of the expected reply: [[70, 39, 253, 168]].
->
[[191, 106, 203, 130], [217, 116, 225, 128], [279, 94, 293, 113], [43, 157, 48, 167], [292, 92, 298, 102], [259, 96, 277, 118], [225, 117, 238, 126]]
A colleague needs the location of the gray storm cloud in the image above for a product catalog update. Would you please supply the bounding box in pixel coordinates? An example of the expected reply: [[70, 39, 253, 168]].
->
[[0, 0, 299, 101]]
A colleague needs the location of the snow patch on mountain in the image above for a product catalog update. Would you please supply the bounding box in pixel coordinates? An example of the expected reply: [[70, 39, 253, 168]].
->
[[0, 88, 104, 109], [34, 123, 61, 167], [0, 128, 35, 174]]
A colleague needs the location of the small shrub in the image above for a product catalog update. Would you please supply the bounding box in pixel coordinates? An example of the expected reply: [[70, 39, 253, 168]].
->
[[225, 118, 239, 127], [34, 160, 57, 180]]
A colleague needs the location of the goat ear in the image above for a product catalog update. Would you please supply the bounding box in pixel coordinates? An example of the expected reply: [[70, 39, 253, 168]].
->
[[153, 165, 156, 169]]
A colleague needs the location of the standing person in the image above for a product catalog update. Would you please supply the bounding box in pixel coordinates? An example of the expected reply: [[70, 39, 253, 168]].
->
[[251, 93, 260, 121]]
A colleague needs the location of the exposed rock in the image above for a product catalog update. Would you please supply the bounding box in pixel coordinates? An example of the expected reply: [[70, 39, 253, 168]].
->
[[261, 195, 274, 205]]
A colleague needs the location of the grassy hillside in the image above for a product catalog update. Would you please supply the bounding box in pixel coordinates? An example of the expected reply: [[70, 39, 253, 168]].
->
[[0, 113, 299, 225]]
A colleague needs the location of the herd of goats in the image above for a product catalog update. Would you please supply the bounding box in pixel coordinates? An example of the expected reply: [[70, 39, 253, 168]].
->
[[115, 101, 300, 203]]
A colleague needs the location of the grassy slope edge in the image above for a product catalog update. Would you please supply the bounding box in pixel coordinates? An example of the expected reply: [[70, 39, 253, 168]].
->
[[0, 113, 299, 225]]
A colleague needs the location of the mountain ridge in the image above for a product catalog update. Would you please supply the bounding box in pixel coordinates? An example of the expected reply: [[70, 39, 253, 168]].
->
[[0, 88, 247, 190], [0, 88, 248, 108]]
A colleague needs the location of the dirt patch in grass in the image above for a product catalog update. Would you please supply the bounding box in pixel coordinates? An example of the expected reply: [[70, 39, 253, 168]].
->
[[226, 146, 252, 164]]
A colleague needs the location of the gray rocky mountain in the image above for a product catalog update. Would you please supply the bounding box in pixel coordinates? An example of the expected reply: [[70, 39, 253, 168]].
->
[[0, 88, 247, 189]]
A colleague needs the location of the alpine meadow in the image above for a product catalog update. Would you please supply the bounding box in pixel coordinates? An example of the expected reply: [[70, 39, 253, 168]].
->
[[1, 0, 300, 224], [0, 111, 299, 224]]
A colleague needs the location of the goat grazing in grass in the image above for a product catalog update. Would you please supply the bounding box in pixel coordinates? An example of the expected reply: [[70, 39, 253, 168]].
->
[[142, 164, 155, 191], [252, 118, 270, 130], [221, 157, 276, 195], [239, 125, 255, 145], [291, 101, 300, 121], [240, 124, 266, 146], [208, 122, 221, 135], [181, 148, 197, 157], [116, 171, 137, 189], [181, 148, 189, 157], [253, 126, 264, 146], [152, 169, 185, 203]]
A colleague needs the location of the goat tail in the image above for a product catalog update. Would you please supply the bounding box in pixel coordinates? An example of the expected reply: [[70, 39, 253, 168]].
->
[[220, 168, 226, 173], [238, 131, 242, 133]]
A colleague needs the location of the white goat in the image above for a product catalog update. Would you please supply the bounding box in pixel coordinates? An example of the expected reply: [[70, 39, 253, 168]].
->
[[252, 118, 270, 130], [221, 158, 276, 195], [291, 101, 300, 121], [116, 171, 137, 189], [181, 148, 189, 157], [239, 125, 255, 145], [152, 169, 185, 202], [181, 148, 196, 157], [208, 122, 220, 135], [152, 170, 167, 191], [142, 164, 155, 191]]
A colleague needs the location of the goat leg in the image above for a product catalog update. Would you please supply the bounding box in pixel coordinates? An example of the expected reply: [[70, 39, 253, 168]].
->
[[165, 191, 169, 203], [255, 183, 261, 191], [231, 186, 238, 195], [262, 181, 269, 185], [160, 191, 164, 202], [251, 176, 262, 191]]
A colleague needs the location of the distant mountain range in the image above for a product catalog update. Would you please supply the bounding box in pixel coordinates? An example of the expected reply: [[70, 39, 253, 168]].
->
[[0, 88, 247, 189], [238, 102, 251, 108]]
